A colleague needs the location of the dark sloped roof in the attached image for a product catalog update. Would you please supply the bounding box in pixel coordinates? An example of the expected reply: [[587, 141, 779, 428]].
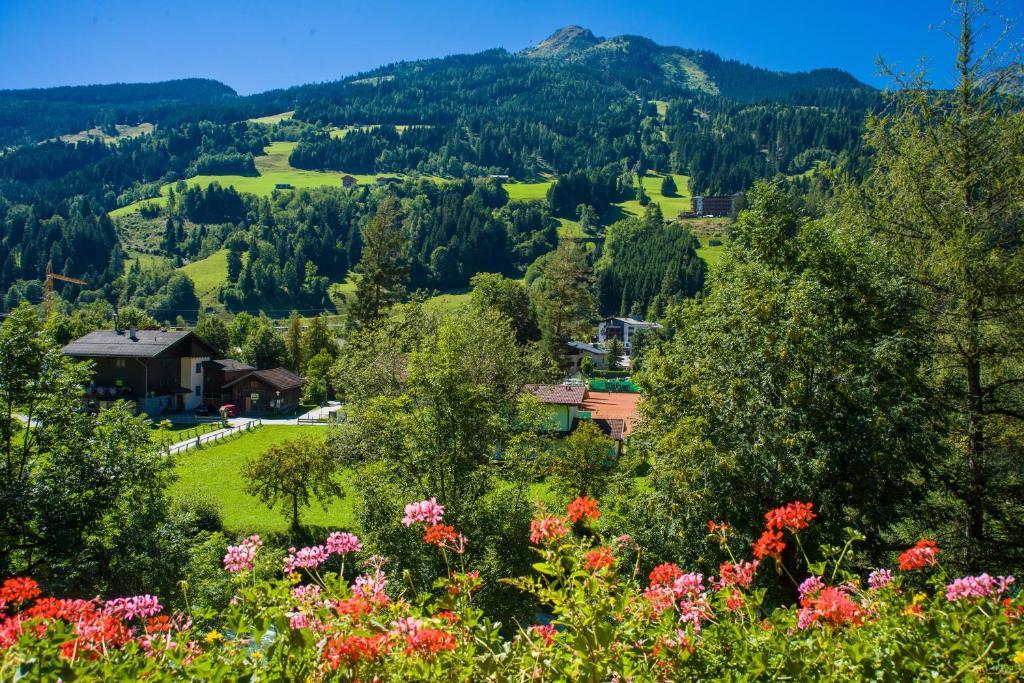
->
[[222, 367, 306, 391], [63, 329, 202, 358], [203, 358, 254, 372], [524, 384, 586, 406], [567, 340, 608, 355], [572, 417, 626, 441]]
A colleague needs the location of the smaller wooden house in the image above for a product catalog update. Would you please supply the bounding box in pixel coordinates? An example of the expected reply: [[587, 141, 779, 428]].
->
[[222, 367, 306, 414], [202, 359, 255, 406], [341, 175, 358, 187]]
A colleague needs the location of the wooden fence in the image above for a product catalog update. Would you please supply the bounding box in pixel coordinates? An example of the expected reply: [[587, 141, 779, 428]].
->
[[163, 419, 262, 456]]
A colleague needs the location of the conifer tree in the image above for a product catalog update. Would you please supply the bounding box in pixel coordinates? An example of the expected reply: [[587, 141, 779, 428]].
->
[[348, 196, 409, 329], [851, 1, 1024, 570], [285, 311, 302, 371]]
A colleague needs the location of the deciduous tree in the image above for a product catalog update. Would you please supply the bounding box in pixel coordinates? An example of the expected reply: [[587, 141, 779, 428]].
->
[[242, 436, 342, 531]]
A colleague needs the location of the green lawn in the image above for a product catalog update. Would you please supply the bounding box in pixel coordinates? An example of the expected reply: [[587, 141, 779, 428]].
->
[[556, 218, 585, 239], [109, 142, 445, 218], [503, 172, 691, 225], [152, 421, 222, 448], [696, 242, 727, 268], [169, 425, 358, 535], [504, 181, 553, 202], [423, 289, 472, 313]]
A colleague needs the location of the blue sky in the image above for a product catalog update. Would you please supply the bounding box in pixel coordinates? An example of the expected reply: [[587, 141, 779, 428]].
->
[[1, 0, 1021, 94]]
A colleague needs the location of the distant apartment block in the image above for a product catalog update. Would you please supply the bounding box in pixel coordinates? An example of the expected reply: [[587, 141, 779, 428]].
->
[[691, 195, 734, 217], [597, 317, 662, 355]]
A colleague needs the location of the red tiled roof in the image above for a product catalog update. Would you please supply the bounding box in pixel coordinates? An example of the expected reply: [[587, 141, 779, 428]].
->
[[523, 384, 586, 406], [581, 391, 641, 435]]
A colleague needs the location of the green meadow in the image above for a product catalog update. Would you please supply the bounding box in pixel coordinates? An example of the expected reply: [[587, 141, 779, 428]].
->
[[109, 141, 443, 218], [503, 181, 552, 202], [247, 111, 295, 124], [179, 249, 232, 308], [169, 425, 358, 535], [617, 172, 692, 219]]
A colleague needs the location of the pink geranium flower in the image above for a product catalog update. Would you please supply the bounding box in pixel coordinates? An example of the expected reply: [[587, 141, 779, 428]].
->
[[223, 535, 262, 573], [326, 532, 362, 556], [284, 545, 330, 574], [402, 498, 445, 526]]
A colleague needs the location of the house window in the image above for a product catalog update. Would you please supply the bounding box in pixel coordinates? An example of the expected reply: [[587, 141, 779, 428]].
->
[[115, 359, 126, 368], [195, 385, 201, 397], [195, 362, 202, 373]]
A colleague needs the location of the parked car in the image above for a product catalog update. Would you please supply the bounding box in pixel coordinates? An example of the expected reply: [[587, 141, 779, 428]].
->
[[220, 404, 239, 418], [194, 404, 213, 416]]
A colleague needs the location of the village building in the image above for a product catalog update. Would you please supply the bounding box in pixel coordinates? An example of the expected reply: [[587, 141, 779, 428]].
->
[[596, 317, 662, 355], [691, 195, 734, 217], [62, 328, 216, 415], [524, 383, 635, 457], [221, 367, 305, 414], [524, 384, 586, 432], [566, 340, 609, 372], [201, 358, 255, 406]]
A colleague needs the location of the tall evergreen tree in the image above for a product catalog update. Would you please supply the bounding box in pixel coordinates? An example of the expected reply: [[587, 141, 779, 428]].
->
[[533, 241, 595, 367], [348, 196, 409, 329], [285, 311, 302, 372], [850, 2, 1024, 570]]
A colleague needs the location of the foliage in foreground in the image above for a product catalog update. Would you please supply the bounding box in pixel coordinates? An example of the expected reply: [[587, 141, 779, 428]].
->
[[3, 498, 1023, 681]]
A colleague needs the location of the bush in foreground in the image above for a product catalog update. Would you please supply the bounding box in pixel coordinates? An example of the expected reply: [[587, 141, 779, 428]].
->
[[2, 498, 1023, 680]]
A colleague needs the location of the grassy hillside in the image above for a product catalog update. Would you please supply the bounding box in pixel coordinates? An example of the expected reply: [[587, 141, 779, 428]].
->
[[504, 181, 552, 201], [110, 142, 444, 217], [179, 249, 231, 309], [617, 172, 692, 219], [247, 111, 294, 124]]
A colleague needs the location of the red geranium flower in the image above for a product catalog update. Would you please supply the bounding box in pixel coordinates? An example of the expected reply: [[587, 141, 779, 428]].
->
[[404, 628, 457, 656], [423, 524, 458, 546], [567, 496, 600, 523], [531, 623, 557, 646], [753, 529, 786, 560], [0, 577, 41, 604], [764, 502, 815, 533], [898, 539, 939, 571], [529, 516, 569, 545], [322, 634, 390, 669], [584, 547, 615, 572], [649, 563, 684, 586]]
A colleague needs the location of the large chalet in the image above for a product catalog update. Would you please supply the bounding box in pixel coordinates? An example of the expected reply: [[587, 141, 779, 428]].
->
[[62, 328, 216, 416]]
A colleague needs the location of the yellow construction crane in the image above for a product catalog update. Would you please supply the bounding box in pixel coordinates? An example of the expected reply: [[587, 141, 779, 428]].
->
[[44, 264, 86, 317]]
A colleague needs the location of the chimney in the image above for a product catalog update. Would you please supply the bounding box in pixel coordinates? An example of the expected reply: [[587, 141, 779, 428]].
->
[[114, 310, 121, 334], [129, 325, 137, 341]]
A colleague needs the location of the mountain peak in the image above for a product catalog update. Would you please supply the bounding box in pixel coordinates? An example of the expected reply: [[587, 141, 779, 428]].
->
[[525, 26, 602, 58]]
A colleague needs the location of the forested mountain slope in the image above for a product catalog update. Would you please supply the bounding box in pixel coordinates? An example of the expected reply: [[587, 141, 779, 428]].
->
[[0, 27, 879, 316], [0, 79, 240, 148]]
